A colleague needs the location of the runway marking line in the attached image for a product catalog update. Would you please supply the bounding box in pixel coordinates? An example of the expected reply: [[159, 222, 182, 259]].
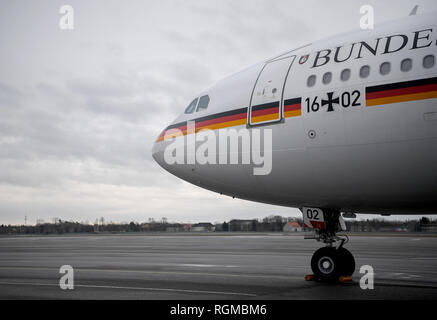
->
[[0, 281, 257, 297], [177, 264, 238, 268], [0, 266, 305, 280]]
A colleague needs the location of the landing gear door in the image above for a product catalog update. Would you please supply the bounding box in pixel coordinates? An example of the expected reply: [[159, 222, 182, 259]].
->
[[302, 207, 326, 229], [248, 55, 295, 126]]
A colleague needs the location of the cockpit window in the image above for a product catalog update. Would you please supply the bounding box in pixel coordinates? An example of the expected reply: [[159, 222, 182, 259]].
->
[[196, 95, 210, 112], [184, 98, 198, 114]]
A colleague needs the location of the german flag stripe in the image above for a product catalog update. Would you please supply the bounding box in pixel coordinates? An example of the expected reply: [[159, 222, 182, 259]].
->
[[159, 112, 247, 135], [251, 106, 279, 118], [164, 107, 248, 131], [366, 77, 437, 107], [156, 107, 248, 142], [251, 101, 279, 111], [251, 113, 280, 123], [284, 97, 301, 106], [156, 97, 302, 142], [284, 97, 302, 118], [156, 117, 249, 142], [250, 101, 280, 123], [366, 77, 437, 93]]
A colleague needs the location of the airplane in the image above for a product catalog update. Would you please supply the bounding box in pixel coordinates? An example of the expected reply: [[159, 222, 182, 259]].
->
[[152, 8, 437, 282]]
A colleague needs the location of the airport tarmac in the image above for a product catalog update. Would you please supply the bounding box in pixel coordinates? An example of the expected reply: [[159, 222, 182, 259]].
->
[[0, 233, 436, 299]]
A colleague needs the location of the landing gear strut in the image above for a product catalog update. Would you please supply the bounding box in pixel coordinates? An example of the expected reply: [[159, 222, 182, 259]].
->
[[302, 208, 355, 282]]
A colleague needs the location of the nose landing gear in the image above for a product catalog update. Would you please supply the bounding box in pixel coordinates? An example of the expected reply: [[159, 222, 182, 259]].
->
[[311, 244, 355, 282], [302, 208, 355, 282]]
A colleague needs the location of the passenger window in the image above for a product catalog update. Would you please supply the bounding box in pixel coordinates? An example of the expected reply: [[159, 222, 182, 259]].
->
[[196, 95, 210, 112], [184, 98, 198, 114], [423, 55, 435, 69], [401, 58, 412, 72], [380, 62, 391, 75], [341, 69, 350, 81], [307, 75, 316, 87], [322, 72, 332, 85], [360, 65, 370, 78]]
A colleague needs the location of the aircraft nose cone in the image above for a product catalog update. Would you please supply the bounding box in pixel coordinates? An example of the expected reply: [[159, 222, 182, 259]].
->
[[151, 130, 165, 168], [152, 147, 167, 173], [151, 142, 159, 163]]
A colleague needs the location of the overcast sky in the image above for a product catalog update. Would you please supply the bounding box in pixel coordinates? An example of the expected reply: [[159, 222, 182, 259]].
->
[[1, 0, 436, 225]]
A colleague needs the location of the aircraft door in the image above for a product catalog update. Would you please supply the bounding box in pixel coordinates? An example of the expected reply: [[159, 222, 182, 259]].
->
[[248, 55, 296, 126]]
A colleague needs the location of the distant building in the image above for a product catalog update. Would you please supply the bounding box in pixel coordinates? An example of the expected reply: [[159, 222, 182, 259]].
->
[[283, 221, 302, 232], [420, 221, 437, 233], [165, 224, 184, 232], [263, 215, 287, 223], [191, 223, 215, 232], [141, 223, 151, 231], [229, 219, 257, 232], [183, 224, 193, 232]]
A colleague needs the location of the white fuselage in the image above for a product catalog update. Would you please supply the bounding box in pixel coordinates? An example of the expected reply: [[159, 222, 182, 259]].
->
[[152, 12, 437, 215]]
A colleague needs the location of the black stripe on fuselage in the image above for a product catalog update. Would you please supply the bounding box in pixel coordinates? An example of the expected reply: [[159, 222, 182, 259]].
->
[[284, 97, 301, 105], [165, 107, 248, 130], [366, 76, 437, 93], [251, 101, 280, 112]]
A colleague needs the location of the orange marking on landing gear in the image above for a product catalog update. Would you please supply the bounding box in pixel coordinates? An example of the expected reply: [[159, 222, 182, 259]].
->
[[339, 276, 353, 283], [305, 274, 315, 281]]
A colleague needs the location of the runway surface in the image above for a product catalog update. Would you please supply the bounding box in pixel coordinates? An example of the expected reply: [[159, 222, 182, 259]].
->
[[0, 233, 436, 299]]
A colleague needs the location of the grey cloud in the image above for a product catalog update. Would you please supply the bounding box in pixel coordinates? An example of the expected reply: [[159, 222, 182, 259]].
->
[[0, 82, 23, 104]]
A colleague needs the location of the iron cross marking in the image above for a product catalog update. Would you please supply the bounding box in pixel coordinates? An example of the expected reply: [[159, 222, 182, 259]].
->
[[321, 92, 339, 112]]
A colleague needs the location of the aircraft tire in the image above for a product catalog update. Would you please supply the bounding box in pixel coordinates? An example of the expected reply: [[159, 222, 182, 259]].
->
[[337, 247, 355, 276], [311, 247, 342, 282]]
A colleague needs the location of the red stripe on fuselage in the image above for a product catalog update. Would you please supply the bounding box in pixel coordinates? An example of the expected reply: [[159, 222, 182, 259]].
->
[[284, 103, 301, 112], [251, 106, 279, 118], [157, 112, 247, 138], [366, 83, 437, 100], [195, 112, 246, 129]]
